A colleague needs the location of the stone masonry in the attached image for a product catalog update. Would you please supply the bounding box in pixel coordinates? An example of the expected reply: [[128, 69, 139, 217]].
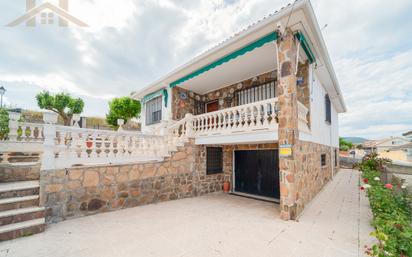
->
[[40, 140, 230, 223], [277, 30, 301, 220]]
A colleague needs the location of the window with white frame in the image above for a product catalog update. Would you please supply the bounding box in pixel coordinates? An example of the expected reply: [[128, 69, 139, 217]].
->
[[145, 96, 162, 125]]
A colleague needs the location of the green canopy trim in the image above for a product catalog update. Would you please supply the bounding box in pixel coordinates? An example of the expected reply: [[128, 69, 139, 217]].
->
[[142, 88, 168, 107], [295, 32, 316, 64], [170, 31, 278, 88]]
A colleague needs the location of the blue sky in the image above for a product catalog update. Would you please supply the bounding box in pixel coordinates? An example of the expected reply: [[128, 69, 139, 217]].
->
[[0, 0, 411, 139]]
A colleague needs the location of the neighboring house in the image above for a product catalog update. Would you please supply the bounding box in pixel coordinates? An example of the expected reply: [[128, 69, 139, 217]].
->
[[403, 131, 412, 141], [363, 137, 411, 162], [388, 143, 412, 162], [363, 137, 410, 153], [133, 0, 346, 220]]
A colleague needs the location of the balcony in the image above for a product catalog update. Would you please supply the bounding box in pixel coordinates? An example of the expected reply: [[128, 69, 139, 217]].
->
[[168, 98, 309, 145]]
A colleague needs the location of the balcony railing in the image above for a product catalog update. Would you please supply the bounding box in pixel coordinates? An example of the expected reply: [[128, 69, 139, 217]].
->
[[192, 98, 279, 137]]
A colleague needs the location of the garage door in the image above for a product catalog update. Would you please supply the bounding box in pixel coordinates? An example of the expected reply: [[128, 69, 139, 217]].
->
[[234, 150, 280, 199]]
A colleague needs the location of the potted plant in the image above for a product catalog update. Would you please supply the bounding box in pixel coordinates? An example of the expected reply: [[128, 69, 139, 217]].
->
[[223, 181, 230, 193]]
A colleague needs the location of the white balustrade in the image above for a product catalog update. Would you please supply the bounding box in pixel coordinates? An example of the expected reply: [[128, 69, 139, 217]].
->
[[51, 126, 167, 169], [2, 112, 44, 143], [192, 98, 279, 137]]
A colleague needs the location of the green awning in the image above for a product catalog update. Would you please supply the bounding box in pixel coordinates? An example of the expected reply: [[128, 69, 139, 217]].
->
[[142, 88, 168, 107], [170, 31, 279, 88], [295, 32, 316, 64]]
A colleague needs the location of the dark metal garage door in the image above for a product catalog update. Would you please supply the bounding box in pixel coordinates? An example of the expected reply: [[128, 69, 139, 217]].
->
[[234, 150, 280, 199]]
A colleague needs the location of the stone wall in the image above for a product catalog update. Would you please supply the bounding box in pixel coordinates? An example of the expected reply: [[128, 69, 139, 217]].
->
[[40, 141, 282, 223], [292, 141, 336, 216], [0, 162, 40, 182], [40, 140, 229, 223]]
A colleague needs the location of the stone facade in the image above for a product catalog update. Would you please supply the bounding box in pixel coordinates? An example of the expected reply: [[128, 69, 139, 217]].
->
[[40, 141, 284, 223], [292, 141, 336, 215], [40, 140, 229, 223]]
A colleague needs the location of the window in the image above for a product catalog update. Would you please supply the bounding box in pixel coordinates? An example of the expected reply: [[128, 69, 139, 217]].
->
[[321, 154, 327, 167], [206, 147, 223, 175], [334, 149, 338, 167], [235, 81, 276, 106], [325, 94, 331, 124], [145, 96, 162, 125]]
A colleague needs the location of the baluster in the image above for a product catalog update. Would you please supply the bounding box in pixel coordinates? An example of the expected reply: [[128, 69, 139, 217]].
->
[[263, 103, 269, 127]]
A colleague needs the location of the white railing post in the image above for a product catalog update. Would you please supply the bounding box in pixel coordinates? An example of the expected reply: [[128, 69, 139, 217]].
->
[[41, 111, 58, 170], [117, 119, 124, 131], [184, 113, 194, 138], [71, 113, 80, 128], [8, 112, 21, 142]]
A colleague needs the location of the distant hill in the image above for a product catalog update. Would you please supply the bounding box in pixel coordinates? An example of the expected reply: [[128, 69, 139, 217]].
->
[[342, 137, 368, 144]]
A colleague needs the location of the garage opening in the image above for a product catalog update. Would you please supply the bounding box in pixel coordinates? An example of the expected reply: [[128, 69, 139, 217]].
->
[[234, 150, 280, 201]]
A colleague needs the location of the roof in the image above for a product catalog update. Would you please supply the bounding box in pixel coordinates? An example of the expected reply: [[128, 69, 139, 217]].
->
[[132, 0, 346, 113], [389, 142, 412, 151], [363, 137, 410, 148], [403, 131, 412, 137]]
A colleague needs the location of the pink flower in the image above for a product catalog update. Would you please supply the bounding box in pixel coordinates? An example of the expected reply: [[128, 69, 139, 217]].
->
[[385, 183, 393, 190], [360, 186, 365, 191], [363, 178, 369, 183]]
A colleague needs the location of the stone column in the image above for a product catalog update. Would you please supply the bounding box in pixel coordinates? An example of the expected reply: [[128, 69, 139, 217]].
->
[[277, 30, 300, 220], [41, 111, 58, 171]]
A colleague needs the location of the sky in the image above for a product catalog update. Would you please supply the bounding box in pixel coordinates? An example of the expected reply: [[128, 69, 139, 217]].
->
[[0, 0, 411, 139]]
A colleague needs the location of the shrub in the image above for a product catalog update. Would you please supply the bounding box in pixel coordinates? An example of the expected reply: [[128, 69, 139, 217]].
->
[[0, 108, 9, 139], [360, 153, 412, 256]]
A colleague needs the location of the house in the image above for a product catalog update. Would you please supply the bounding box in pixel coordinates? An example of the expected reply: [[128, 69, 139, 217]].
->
[[388, 143, 412, 162], [363, 137, 410, 153], [133, 0, 346, 220], [403, 131, 412, 140], [363, 136, 411, 162]]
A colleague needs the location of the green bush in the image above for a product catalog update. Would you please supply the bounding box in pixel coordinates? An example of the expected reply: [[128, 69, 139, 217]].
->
[[0, 108, 9, 139], [360, 153, 412, 256]]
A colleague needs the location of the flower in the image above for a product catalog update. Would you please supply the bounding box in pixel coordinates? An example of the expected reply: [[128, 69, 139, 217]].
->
[[363, 178, 369, 183], [384, 183, 393, 190], [374, 177, 380, 181], [364, 184, 371, 189], [360, 186, 365, 191]]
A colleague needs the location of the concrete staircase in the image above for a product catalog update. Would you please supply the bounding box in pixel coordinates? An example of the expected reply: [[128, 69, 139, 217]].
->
[[0, 180, 46, 241]]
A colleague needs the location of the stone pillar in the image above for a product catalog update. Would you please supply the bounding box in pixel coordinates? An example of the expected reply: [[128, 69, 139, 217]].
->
[[8, 112, 21, 142], [277, 30, 300, 220], [41, 111, 58, 171]]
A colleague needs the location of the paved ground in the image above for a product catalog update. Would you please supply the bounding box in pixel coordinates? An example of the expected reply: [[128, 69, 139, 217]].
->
[[0, 169, 374, 257]]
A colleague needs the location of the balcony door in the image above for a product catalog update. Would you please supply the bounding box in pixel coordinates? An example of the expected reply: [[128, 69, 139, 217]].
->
[[206, 100, 219, 113]]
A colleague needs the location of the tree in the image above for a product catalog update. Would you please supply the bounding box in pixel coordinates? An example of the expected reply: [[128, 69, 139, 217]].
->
[[106, 97, 141, 127], [36, 91, 84, 126], [339, 137, 353, 151]]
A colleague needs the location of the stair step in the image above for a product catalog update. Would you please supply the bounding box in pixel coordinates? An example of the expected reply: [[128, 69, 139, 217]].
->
[[0, 181, 40, 199], [0, 218, 45, 241], [0, 207, 45, 226], [0, 181, 40, 193], [0, 196, 39, 212]]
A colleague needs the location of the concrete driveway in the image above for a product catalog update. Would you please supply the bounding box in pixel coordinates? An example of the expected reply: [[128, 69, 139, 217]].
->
[[0, 169, 373, 257]]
